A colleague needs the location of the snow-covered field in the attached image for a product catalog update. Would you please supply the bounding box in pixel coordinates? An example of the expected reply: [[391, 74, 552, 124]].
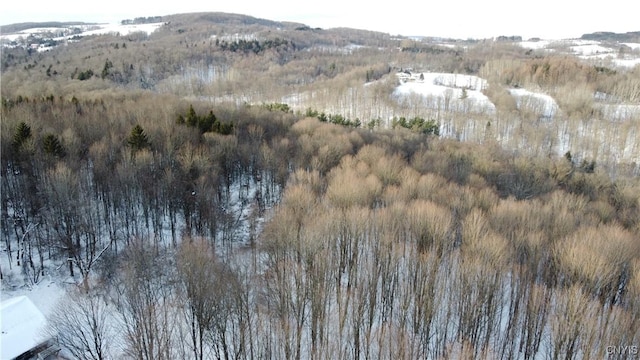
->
[[73, 22, 164, 37], [517, 39, 552, 50], [0, 22, 164, 51], [394, 72, 495, 114], [1, 23, 162, 40], [559, 39, 640, 68], [568, 41, 614, 56]]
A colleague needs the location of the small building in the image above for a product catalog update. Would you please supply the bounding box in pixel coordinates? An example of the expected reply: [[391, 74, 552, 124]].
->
[[1, 296, 59, 360]]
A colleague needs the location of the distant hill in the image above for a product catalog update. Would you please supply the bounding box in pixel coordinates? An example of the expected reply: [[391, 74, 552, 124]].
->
[[580, 31, 640, 42], [0, 21, 95, 34], [162, 12, 298, 29], [0, 12, 295, 34]]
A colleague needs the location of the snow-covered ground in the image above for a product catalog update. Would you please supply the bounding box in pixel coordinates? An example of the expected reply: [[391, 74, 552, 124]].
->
[[1, 27, 70, 42], [622, 42, 640, 50], [514, 38, 640, 69], [0, 22, 164, 51], [612, 58, 640, 68], [0, 167, 273, 357], [508, 88, 559, 119], [394, 72, 495, 113], [74, 22, 164, 37], [517, 39, 552, 50], [598, 103, 640, 121], [387, 70, 638, 173], [570, 43, 614, 56], [306, 43, 369, 54], [551, 39, 640, 68], [211, 32, 258, 42]]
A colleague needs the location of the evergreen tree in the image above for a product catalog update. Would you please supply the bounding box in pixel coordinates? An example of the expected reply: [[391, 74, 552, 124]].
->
[[127, 124, 151, 153], [77, 69, 94, 81], [42, 133, 66, 158], [198, 111, 217, 133], [186, 104, 198, 127], [420, 118, 440, 136], [101, 59, 113, 79], [13, 121, 32, 151], [216, 122, 234, 135], [391, 116, 439, 135]]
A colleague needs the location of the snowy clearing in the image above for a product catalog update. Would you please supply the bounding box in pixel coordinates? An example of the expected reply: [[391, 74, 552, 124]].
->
[[517, 40, 551, 49], [394, 72, 495, 113], [570, 44, 615, 56], [75, 22, 164, 36], [508, 88, 559, 119]]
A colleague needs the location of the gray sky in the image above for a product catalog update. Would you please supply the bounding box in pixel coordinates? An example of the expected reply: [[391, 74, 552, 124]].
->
[[1, 0, 637, 39]]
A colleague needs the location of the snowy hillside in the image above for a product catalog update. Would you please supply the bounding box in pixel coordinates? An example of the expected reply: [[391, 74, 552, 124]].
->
[[0, 22, 164, 51], [388, 68, 639, 169], [517, 38, 640, 68], [394, 72, 496, 114]]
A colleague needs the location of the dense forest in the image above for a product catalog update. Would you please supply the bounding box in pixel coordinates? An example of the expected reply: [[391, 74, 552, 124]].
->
[[1, 12, 640, 360]]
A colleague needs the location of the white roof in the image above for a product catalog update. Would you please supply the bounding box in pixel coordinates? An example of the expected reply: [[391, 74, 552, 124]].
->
[[1, 295, 48, 359]]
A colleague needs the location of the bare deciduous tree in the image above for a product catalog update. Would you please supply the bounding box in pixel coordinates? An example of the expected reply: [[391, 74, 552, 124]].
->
[[176, 237, 244, 360], [113, 238, 177, 360], [45, 289, 114, 360]]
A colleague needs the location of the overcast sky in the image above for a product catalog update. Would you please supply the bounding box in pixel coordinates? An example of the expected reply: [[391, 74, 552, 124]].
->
[[1, 0, 637, 40]]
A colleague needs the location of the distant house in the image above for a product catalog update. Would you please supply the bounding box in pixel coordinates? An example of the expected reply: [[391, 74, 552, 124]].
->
[[0, 296, 59, 360]]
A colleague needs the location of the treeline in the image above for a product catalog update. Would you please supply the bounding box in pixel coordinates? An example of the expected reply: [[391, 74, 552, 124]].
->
[[4, 17, 634, 180], [391, 116, 440, 135], [2, 91, 639, 359], [0, 21, 91, 33], [305, 108, 363, 128], [581, 31, 640, 42], [176, 104, 234, 134], [216, 38, 294, 54], [121, 16, 163, 25]]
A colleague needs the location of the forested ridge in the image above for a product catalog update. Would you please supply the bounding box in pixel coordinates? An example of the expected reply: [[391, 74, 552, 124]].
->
[[1, 12, 640, 360], [3, 13, 639, 176]]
